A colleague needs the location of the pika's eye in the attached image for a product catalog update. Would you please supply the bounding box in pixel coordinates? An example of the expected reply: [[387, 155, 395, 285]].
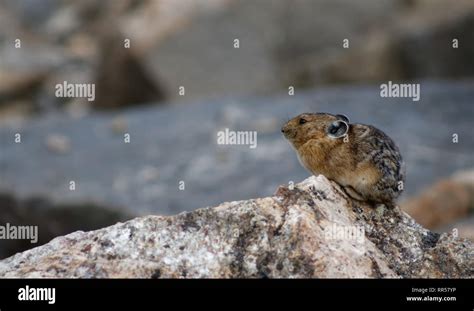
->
[[299, 118, 307, 125]]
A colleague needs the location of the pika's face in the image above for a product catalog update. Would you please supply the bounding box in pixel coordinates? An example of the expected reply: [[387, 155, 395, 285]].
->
[[281, 113, 349, 149]]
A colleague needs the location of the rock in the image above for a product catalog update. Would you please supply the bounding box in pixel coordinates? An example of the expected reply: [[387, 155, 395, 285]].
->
[[0, 192, 130, 260], [2, 0, 474, 112], [0, 44, 65, 112], [438, 216, 474, 243], [138, 0, 399, 101], [92, 32, 166, 109], [402, 170, 474, 230], [394, 9, 474, 79], [0, 71, 46, 104], [0, 175, 471, 278], [45, 133, 71, 154], [0, 0, 168, 113], [134, 0, 474, 100]]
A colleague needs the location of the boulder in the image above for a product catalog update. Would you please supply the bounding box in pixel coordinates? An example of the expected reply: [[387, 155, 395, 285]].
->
[[0, 192, 130, 259], [0, 176, 472, 278], [3, 0, 474, 111], [402, 170, 474, 230]]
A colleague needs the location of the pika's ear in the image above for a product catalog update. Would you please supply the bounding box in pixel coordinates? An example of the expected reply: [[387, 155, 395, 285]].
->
[[336, 114, 350, 123], [327, 120, 349, 138]]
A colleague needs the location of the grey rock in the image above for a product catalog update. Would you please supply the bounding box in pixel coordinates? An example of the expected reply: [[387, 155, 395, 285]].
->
[[395, 11, 474, 79], [0, 175, 471, 278], [0, 192, 130, 259], [402, 170, 474, 231], [1, 81, 473, 216], [2, 0, 474, 112], [140, 0, 399, 100]]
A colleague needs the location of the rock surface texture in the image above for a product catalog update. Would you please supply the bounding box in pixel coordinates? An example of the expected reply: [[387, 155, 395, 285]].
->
[[0, 176, 472, 278]]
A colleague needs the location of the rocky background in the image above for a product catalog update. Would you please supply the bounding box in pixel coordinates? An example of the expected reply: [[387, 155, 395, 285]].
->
[[0, 0, 473, 260]]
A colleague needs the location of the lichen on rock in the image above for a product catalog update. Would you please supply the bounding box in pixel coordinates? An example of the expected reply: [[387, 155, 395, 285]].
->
[[0, 175, 472, 278]]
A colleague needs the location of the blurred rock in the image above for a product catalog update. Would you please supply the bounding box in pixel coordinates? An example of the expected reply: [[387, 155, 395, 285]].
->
[[319, 31, 406, 84], [0, 192, 130, 259], [138, 0, 399, 100], [402, 170, 474, 230], [109, 116, 128, 134], [0, 44, 65, 112], [0, 81, 473, 217], [395, 10, 474, 79], [134, 0, 474, 100], [438, 216, 474, 243], [0, 71, 46, 104], [45, 133, 71, 154], [0, 0, 167, 112], [0, 175, 472, 278], [93, 32, 165, 109], [1, 0, 474, 113], [456, 220, 474, 242], [2, 0, 58, 29]]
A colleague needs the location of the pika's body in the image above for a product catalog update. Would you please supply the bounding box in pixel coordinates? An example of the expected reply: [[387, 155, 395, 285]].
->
[[282, 113, 404, 207]]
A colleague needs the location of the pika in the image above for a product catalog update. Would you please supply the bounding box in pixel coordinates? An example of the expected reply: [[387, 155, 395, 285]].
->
[[281, 112, 405, 208]]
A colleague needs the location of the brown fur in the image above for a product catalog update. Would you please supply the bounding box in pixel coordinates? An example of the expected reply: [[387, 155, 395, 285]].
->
[[282, 113, 405, 207]]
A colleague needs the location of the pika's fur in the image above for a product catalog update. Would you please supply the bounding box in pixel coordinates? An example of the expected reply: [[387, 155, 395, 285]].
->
[[282, 112, 405, 207]]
